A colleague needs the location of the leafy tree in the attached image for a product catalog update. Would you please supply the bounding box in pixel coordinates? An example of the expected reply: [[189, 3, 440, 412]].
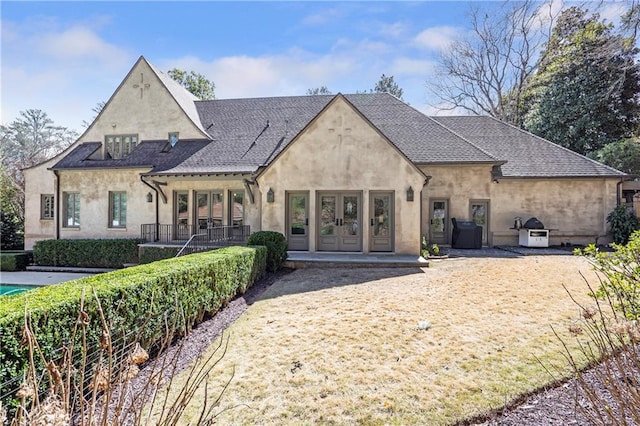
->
[[167, 69, 216, 100], [306, 86, 332, 95], [591, 137, 640, 175], [523, 7, 640, 155], [0, 165, 23, 249], [81, 101, 106, 128], [0, 109, 77, 223], [373, 74, 404, 100], [431, 0, 557, 124]]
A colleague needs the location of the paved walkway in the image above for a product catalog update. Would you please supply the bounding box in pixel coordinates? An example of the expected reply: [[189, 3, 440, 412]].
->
[[444, 246, 574, 258], [284, 252, 429, 268]]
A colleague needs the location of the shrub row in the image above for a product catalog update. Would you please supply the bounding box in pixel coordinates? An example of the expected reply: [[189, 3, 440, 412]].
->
[[0, 251, 32, 271], [33, 239, 142, 268], [247, 231, 288, 272], [0, 245, 267, 410], [139, 246, 180, 264]]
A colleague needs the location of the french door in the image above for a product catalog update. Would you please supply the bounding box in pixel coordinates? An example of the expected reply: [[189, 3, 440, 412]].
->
[[287, 192, 309, 251], [195, 191, 223, 239], [370, 191, 394, 252], [469, 200, 489, 245], [429, 199, 449, 245], [317, 192, 362, 252]]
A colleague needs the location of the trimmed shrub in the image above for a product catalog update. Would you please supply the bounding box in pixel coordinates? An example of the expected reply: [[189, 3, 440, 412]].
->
[[139, 246, 180, 264], [247, 231, 287, 272], [33, 239, 142, 268], [0, 245, 267, 412], [0, 252, 31, 271]]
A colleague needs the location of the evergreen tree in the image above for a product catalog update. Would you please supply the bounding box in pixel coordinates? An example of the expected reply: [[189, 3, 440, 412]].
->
[[523, 7, 640, 155]]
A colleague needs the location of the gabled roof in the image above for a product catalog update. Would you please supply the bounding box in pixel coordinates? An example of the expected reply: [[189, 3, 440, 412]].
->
[[154, 93, 500, 176], [432, 116, 625, 177]]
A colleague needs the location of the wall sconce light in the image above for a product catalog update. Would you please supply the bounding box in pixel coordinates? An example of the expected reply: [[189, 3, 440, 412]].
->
[[146, 192, 153, 203], [267, 188, 274, 203], [406, 186, 414, 202]]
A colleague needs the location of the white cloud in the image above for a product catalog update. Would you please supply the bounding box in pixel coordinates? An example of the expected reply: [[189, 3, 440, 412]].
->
[[1, 18, 133, 129], [413, 26, 461, 51], [389, 58, 436, 76], [301, 8, 345, 26], [38, 25, 129, 64]]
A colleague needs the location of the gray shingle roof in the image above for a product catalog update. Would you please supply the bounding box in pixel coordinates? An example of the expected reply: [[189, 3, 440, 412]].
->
[[52, 140, 210, 172], [432, 116, 625, 177], [55, 89, 625, 179], [157, 93, 498, 176]]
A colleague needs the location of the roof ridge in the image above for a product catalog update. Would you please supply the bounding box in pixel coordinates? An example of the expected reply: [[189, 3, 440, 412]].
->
[[429, 116, 503, 163], [484, 115, 626, 176]]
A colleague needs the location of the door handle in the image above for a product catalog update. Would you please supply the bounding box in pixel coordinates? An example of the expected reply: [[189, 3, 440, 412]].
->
[[371, 218, 374, 226], [340, 219, 343, 226], [336, 219, 339, 226], [305, 218, 308, 226]]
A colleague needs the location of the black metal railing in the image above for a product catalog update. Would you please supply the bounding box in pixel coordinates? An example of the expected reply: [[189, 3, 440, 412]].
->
[[140, 223, 251, 247]]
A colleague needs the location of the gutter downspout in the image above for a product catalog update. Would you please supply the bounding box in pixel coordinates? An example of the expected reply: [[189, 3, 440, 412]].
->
[[53, 170, 60, 240], [141, 176, 159, 242]]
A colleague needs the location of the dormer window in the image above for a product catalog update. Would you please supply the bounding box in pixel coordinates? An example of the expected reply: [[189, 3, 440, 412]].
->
[[169, 132, 179, 147], [105, 134, 138, 159]]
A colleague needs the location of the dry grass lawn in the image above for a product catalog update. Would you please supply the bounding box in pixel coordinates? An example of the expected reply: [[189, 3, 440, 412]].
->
[[161, 256, 601, 425]]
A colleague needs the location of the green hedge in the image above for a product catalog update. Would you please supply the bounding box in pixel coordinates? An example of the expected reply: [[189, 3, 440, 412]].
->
[[33, 239, 142, 268], [139, 246, 180, 264], [0, 251, 32, 271], [0, 245, 267, 411], [247, 231, 288, 272]]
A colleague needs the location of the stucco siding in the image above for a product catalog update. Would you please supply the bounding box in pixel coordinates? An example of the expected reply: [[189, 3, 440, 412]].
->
[[80, 60, 205, 144], [419, 163, 619, 246], [23, 158, 59, 249], [258, 97, 425, 254], [55, 169, 155, 240]]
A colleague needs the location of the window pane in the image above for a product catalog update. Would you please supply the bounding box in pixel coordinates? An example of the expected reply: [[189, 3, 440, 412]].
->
[[110, 192, 126, 227], [231, 191, 244, 226]]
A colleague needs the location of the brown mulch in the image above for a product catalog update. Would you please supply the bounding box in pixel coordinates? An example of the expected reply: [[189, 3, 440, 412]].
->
[[125, 267, 636, 426]]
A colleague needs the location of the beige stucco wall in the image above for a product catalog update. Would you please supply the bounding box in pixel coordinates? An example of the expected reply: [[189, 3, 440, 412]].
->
[[23, 157, 59, 249], [79, 59, 205, 144], [420, 163, 620, 246], [54, 169, 155, 240], [257, 96, 426, 255]]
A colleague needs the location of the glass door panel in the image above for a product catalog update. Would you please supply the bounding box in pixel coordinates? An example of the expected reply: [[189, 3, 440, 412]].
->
[[288, 192, 309, 251], [373, 195, 390, 237], [175, 192, 190, 240], [470, 201, 489, 245], [370, 192, 393, 252], [196, 192, 209, 230], [342, 195, 359, 236], [429, 199, 449, 245], [320, 195, 336, 236], [290, 194, 307, 236]]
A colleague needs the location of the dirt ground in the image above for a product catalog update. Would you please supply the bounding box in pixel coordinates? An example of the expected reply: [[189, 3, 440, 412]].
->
[[157, 254, 604, 425]]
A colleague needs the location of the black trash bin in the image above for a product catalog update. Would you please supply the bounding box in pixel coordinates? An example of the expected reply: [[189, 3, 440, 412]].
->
[[451, 218, 482, 249]]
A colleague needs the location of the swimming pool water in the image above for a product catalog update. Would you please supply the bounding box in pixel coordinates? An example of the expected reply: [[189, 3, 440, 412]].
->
[[0, 284, 41, 296]]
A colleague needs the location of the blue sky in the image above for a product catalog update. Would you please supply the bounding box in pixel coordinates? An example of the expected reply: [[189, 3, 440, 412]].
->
[[1, 1, 632, 132]]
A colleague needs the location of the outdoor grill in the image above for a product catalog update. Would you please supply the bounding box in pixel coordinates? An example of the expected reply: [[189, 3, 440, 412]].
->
[[451, 218, 483, 249], [518, 217, 550, 248]]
